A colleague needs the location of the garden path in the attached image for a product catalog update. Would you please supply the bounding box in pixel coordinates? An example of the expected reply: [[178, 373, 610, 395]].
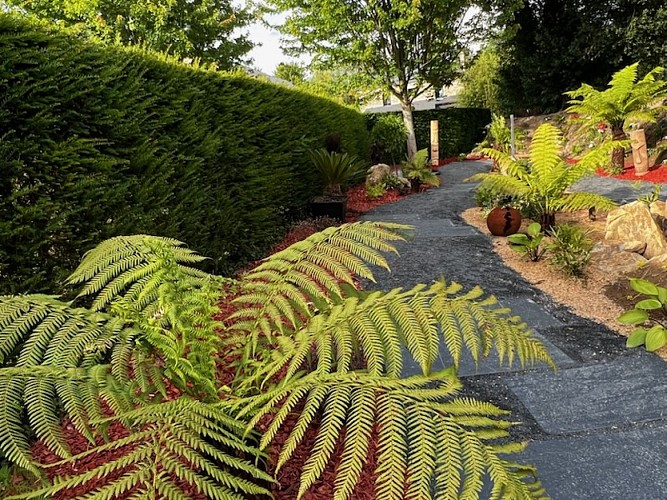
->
[[361, 160, 667, 499]]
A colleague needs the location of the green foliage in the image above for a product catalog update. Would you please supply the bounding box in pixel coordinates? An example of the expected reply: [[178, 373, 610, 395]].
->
[[0, 13, 370, 294], [308, 149, 367, 197], [476, 113, 526, 156], [0, 224, 553, 498], [401, 149, 440, 189], [459, 46, 505, 114], [412, 108, 493, 157], [507, 223, 546, 262], [268, 0, 500, 155], [2, 0, 253, 69], [370, 114, 407, 165], [274, 62, 307, 85], [365, 183, 387, 198], [618, 278, 667, 351], [468, 123, 618, 226], [547, 224, 593, 277]]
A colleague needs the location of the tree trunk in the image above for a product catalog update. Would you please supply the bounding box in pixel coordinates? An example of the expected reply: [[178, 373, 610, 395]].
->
[[400, 100, 418, 159], [539, 212, 556, 233], [610, 126, 627, 174]]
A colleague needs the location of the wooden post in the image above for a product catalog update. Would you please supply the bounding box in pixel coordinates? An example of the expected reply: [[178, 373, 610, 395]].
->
[[630, 128, 649, 175], [510, 114, 516, 159], [430, 120, 439, 168]]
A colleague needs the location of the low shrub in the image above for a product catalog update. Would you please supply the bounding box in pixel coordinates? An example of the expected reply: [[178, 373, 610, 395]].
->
[[547, 224, 593, 277]]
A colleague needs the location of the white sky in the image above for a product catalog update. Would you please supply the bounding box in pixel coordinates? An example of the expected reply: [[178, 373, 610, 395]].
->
[[244, 13, 310, 75]]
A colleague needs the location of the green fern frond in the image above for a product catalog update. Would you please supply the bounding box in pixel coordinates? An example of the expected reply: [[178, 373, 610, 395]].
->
[[256, 279, 553, 386], [67, 235, 209, 311], [8, 399, 272, 500], [229, 222, 410, 348], [238, 370, 546, 500]]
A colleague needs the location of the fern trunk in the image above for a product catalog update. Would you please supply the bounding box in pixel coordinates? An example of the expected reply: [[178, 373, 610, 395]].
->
[[540, 212, 556, 233], [610, 126, 627, 174]]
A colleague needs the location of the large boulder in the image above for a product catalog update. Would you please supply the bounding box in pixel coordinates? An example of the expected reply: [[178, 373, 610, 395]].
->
[[605, 201, 667, 259], [366, 163, 392, 186]]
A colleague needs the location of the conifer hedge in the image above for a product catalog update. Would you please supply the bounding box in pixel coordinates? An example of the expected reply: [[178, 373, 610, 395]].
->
[[0, 14, 369, 294], [412, 108, 492, 157]]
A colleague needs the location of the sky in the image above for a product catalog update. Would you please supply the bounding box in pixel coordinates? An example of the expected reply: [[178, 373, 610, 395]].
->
[[244, 13, 310, 75]]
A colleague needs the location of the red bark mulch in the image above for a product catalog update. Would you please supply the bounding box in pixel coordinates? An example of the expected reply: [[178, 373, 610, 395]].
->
[[596, 163, 667, 183]]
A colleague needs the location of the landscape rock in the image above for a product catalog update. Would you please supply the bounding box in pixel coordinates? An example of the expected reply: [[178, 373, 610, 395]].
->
[[592, 250, 648, 275], [605, 201, 667, 259], [647, 254, 667, 268], [620, 240, 647, 254], [366, 163, 392, 186]]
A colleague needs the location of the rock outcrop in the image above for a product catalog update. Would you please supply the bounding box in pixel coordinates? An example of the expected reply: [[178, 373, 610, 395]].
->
[[605, 201, 667, 259]]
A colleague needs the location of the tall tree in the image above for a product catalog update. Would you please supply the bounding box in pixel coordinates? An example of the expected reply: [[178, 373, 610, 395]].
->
[[274, 62, 306, 85], [1, 0, 253, 69], [496, 0, 667, 114], [266, 0, 499, 157]]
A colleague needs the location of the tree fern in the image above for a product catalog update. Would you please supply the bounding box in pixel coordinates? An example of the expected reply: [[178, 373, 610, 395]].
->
[[236, 370, 548, 500], [469, 123, 617, 227], [565, 63, 667, 172], [0, 226, 555, 499]]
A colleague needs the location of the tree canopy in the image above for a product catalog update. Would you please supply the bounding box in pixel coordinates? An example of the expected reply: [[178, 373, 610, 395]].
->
[[1, 0, 254, 68], [266, 0, 498, 157]]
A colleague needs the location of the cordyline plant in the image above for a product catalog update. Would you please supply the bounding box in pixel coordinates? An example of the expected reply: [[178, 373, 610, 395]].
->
[[0, 223, 554, 499], [566, 63, 667, 173], [469, 123, 617, 230]]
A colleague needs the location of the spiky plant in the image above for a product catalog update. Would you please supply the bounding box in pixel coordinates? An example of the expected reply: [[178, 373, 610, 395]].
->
[[1, 224, 553, 499], [309, 148, 367, 198], [469, 123, 617, 229], [401, 148, 440, 189], [566, 63, 667, 173]]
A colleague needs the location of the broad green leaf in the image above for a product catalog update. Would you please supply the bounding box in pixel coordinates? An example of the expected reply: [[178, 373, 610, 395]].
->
[[617, 309, 648, 325], [527, 223, 542, 237], [626, 328, 648, 348], [635, 299, 663, 310], [630, 278, 659, 296], [657, 287, 667, 304], [645, 325, 667, 352], [507, 234, 529, 245]]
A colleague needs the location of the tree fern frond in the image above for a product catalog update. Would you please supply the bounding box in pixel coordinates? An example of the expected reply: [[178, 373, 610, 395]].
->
[[238, 370, 546, 500], [8, 399, 272, 500], [229, 222, 410, 348]]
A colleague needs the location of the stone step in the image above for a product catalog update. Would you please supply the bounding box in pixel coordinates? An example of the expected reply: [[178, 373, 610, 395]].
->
[[519, 425, 667, 499], [506, 353, 667, 434]]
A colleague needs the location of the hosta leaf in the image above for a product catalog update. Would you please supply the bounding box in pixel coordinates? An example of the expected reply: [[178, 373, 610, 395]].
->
[[635, 299, 663, 310], [644, 325, 667, 352], [617, 309, 648, 325], [630, 278, 659, 296], [626, 328, 648, 348]]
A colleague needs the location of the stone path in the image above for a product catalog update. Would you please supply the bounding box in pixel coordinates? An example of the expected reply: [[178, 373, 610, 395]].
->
[[361, 162, 667, 500]]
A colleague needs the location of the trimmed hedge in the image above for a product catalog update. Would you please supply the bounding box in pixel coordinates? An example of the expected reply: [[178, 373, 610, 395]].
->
[[367, 107, 491, 160], [0, 14, 369, 294]]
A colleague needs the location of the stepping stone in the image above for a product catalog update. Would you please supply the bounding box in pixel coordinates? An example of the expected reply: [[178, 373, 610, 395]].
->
[[507, 354, 667, 434], [519, 425, 667, 499], [400, 331, 573, 378], [499, 297, 563, 329]]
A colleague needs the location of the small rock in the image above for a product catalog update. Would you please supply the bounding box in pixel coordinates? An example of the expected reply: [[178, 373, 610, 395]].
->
[[366, 163, 392, 186], [592, 251, 648, 275], [621, 240, 647, 254]]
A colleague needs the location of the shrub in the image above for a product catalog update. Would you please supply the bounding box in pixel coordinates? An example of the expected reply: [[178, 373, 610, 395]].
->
[[401, 149, 440, 190], [369, 114, 407, 164], [547, 224, 593, 276], [0, 226, 554, 498], [507, 222, 547, 262], [0, 13, 370, 294]]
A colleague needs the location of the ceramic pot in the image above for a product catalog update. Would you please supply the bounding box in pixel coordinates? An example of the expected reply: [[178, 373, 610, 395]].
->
[[486, 206, 522, 236]]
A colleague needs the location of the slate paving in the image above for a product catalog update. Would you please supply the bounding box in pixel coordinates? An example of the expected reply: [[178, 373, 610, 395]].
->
[[361, 162, 667, 499]]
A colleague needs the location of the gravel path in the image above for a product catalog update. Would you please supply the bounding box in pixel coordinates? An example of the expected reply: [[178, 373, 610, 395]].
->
[[361, 160, 667, 500]]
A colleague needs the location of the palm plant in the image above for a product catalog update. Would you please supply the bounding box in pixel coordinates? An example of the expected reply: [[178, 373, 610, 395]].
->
[[469, 123, 617, 229], [309, 148, 366, 198], [566, 63, 667, 173], [0, 225, 553, 499]]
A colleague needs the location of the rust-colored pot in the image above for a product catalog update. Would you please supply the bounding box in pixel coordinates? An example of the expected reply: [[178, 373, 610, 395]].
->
[[486, 206, 522, 236]]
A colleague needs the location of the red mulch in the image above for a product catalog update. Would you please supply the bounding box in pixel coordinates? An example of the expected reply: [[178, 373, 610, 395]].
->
[[596, 163, 667, 183]]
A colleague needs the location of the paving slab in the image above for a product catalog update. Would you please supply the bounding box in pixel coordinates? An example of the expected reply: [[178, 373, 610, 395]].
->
[[507, 354, 667, 434], [400, 331, 573, 378], [519, 425, 667, 499]]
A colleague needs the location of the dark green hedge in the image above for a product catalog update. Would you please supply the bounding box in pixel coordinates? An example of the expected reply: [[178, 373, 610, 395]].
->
[[412, 108, 491, 157], [367, 107, 491, 160], [0, 14, 369, 294]]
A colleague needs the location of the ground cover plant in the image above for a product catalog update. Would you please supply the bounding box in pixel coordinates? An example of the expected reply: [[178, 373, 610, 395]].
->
[[0, 222, 554, 499]]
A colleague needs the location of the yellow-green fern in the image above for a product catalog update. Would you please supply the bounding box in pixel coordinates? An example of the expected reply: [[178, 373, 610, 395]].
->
[[469, 123, 618, 227]]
